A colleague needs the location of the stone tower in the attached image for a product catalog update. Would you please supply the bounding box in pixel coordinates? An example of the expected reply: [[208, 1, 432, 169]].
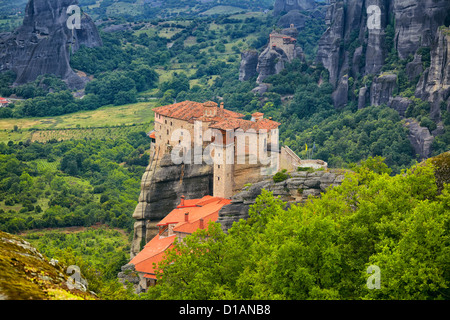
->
[[212, 134, 235, 199]]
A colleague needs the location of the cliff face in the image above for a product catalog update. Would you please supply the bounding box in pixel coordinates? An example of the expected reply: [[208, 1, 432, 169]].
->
[[393, 0, 450, 60], [239, 50, 259, 81], [240, 27, 305, 85], [0, 0, 102, 90], [217, 169, 347, 232], [315, 0, 450, 158], [415, 27, 450, 118], [273, 0, 317, 15], [317, 0, 450, 91], [256, 44, 304, 84], [130, 154, 213, 258]]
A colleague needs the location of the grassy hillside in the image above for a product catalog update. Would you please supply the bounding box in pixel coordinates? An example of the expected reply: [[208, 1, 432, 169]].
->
[[0, 102, 155, 143], [79, 0, 274, 20], [0, 230, 97, 300]]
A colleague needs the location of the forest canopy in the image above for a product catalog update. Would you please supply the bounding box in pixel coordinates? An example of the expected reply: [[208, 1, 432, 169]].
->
[[142, 156, 450, 300]]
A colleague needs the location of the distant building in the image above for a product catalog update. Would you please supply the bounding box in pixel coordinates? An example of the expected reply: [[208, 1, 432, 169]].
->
[[129, 195, 231, 290], [0, 97, 9, 107], [152, 101, 281, 199], [268, 31, 297, 61]]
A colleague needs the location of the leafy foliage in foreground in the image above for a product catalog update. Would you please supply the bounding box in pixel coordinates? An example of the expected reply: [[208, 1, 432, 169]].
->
[[142, 157, 450, 300]]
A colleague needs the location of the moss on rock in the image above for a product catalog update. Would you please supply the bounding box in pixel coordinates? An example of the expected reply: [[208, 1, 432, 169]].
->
[[0, 230, 96, 300]]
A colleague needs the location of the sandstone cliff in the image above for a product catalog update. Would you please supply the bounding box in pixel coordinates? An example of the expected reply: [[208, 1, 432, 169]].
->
[[130, 154, 213, 259], [317, 0, 450, 93], [415, 27, 450, 120], [0, 0, 102, 90], [315, 0, 450, 158], [217, 169, 347, 232], [239, 50, 259, 81], [256, 44, 304, 84]]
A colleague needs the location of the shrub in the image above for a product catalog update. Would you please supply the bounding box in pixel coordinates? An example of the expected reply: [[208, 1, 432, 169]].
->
[[273, 170, 290, 183]]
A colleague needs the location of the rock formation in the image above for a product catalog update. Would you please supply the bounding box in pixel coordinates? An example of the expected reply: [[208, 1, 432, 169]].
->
[[316, 0, 450, 106], [273, 0, 317, 15], [404, 119, 435, 160], [239, 50, 259, 81], [240, 26, 306, 85], [0, 230, 96, 300], [256, 44, 301, 84], [315, 0, 450, 158], [277, 10, 309, 29], [415, 27, 450, 120], [274, 0, 327, 29], [217, 169, 347, 232], [239, 1, 318, 84], [370, 73, 398, 106], [130, 154, 213, 259], [393, 0, 450, 60], [0, 0, 102, 90]]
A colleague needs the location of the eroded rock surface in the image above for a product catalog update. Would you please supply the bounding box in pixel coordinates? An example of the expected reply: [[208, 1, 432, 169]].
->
[[217, 170, 347, 233], [0, 0, 102, 89]]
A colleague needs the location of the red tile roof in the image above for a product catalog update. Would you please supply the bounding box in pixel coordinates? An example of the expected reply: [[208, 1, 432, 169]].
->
[[209, 118, 281, 131], [130, 195, 231, 278], [153, 101, 244, 123], [130, 234, 176, 276], [153, 100, 280, 133]]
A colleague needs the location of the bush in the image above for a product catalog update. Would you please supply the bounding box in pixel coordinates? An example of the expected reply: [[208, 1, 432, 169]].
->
[[273, 170, 290, 183]]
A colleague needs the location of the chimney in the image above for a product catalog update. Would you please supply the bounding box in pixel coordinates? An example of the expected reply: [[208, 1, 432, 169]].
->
[[220, 102, 224, 109], [180, 195, 185, 207], [199, 218, 204, 229], [185, 212, 189, 222], [252, 112, 264, 122]]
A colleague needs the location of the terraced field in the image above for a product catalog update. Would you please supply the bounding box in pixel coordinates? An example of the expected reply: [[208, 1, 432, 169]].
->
[[0, 102, 155, 143]]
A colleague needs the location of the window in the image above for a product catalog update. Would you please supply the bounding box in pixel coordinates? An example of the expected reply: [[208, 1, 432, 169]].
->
[[218, 165, 221, 169], [217, 177, 220, 181], [165, 120, 167, 124]]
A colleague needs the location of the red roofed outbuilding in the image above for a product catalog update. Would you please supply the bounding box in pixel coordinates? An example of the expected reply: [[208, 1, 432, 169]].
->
[[0, 97, 9, 106], [129, 195, 231, 288]]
